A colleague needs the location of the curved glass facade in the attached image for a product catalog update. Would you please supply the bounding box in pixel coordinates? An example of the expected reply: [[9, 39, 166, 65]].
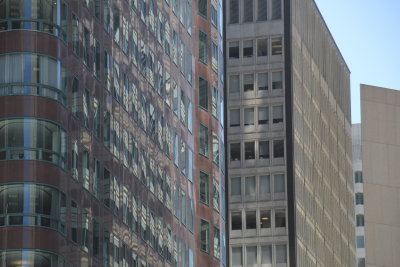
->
[[0, 250, 66, 267], [0, 118, 66, 167], [0, 183, 66, 233], [0, 53, 67, 104], [0, 0, 67, 40]]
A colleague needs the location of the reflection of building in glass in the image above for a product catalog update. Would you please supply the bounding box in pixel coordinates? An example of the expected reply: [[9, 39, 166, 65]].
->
[[0, 0, 226, 266]]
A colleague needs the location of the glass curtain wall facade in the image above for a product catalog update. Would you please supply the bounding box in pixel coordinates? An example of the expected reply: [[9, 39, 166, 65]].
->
[[226, 0, 356, 266], [0, 0, 225, 266]]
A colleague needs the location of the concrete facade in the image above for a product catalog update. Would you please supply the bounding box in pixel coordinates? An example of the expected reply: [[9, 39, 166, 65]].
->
[[226, 0, 356, 266], [361, 84, 400, 267]]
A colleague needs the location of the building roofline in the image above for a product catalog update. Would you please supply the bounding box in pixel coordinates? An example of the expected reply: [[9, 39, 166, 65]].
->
[[311, 0, 351, 74]]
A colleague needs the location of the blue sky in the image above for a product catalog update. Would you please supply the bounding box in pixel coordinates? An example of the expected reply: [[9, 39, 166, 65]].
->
[[314, 0, 400, 123]]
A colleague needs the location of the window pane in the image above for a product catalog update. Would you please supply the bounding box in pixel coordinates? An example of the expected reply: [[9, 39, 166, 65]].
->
[[257, 0, 268, 21], [272, 71, 283, 90], [212, 132, 219, 164], [271, 37, 282, 55], [199, 31, 208, 64], [245, 141, 255, 160], [244, 74, 254, 92], [259, 141, 269, 159], [243, 40, 253, 58], [257, 38, 268, 56], [245, 176, 256, 196], [356, 193, 364, 205], [229, 41, 240, 59], [274, 174, 285, 193], [246, 246, 257, 265], [199, 77, 208, 110], [198, 0, 207, 17], [258, 73, 268, 91], [245, 211, 256, 229], [261, 245, 272, 264], [200, 171, 209, 205], [243, 0, 254, 22], [260, 210, 271, 228], [357, 236, 365, 248], [199, 124, 209, 157], [275, 209, 286, 228], [276, 244, 287, 263], [273, 140, 284, 158], [212, 87, 218, 117], [229, 74, 240, 93], [258, 107, 269, 125], [214, 227, 220, 258], [259, 175, 270, 194], [271, 0, 282, 20], [356, 214, 364, 227], [232, 212, 242, 230], [230, 109, 240, 127], [231, 177, 242, 196], [232, 247, 242, 266], [273, 105, 284, 123], [244, 108, 254, 126], [200, 219, 210, 252], [355, 171, 363, 183], [230, 143, 241, 161]]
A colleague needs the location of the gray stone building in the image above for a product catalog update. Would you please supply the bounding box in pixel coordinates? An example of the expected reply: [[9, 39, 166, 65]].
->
[[226, 0, 356, 266]]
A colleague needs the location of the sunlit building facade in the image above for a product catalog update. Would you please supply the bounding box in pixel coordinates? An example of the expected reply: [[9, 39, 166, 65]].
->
[[0, 0, 226, 266], [356, 84, 400, 267], [226, 0, 356, 266]]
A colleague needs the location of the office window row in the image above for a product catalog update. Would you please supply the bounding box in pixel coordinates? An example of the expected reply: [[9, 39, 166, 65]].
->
[[71, 5, 195, 96], [231, 208, 287, 232], [0, 53, 68, 104], [71, 76, 194, 177], [231, 244, 287, 267], [228, 71, 283, 96], [0, 118, 67, 168], [71, 61, 194, 140], [228, 37, 283, 59], [230, 139, 285, 162], [229, 0, 282, 24], [70, 137, 196, 222], [0, 0, 68, 40], [229, 105, 284, 128], [230, 174, 285, 200], [0, 0, 199, 97], [0, 250, 67, 267], [0, 183, 66, 234], [0, 181, 194, 265]]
